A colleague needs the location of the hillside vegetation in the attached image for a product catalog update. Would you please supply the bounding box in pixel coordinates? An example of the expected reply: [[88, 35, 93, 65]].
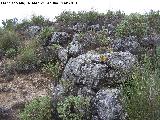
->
[[0, 10, 160, 120]]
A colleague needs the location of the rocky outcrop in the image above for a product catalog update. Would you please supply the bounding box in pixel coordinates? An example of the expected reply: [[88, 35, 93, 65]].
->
[[52, 49, 136, 120], [62, 51, 136, 87]]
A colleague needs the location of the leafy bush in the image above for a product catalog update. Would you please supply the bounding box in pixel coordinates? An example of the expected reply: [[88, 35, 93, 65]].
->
[[55, 10, 99, 25], [19, 96, 52, 120], [5, 48, 17, 58], [39, 27, 54, 40], [96, 30, 110, 46], [16, 15, 51, 30], [14, 43, 39, 73], [122, 55, 160, 120], [0, 29, 20, 52], [116, 13, 148, 38], [30, 15, 50, 27], [16, 19, 31, 30], [57, 95, 90, 120], [18, 46, 37, 65], [39, 26, 54, 45], [146, 10, 160, 34], [42, 62, 60, 80], [2, 18, 18, 31]]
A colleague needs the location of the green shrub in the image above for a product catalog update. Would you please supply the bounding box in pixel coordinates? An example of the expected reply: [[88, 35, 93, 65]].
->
[[146, 10, 160, 34], [2, 18, 18, 31], [5, 48, 17, 58], [14, 44, 39, 73], [16, 19, 31, 30], [42, 62, 60, 80], [96, 30, 110, 46], [122, 55, 160, 120], [39, 27, 54, 40], [0, 29, 20, 51], [19, 96, 52, 120], [19, 48, 37, 64], [55, 10, 99, 25], [116, 13, 148, 38], [39, 26, 54, 45], [57, 95, 90, 120], [30, 15, 50, 27]]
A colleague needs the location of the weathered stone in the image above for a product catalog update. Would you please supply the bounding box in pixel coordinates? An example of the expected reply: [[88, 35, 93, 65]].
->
[[91, 88, 125, 120], [52, 84, 65, 120], [140, 36, 156, 47], [0, 107, 12, 120], [107, 23, 115, 36], [50, 32, 69, 46], [58, 48, 68, 64], [61, 51, 108, 89], [62, 51, 136, 88], [108, 51, 136, 71], [88, 24, 101, 32], [68, 34, 83, 57], [73, 23, 87, 32], [27, 26, 41, 37], [112, 36, 140, 55], [13, 62, 37, 74]]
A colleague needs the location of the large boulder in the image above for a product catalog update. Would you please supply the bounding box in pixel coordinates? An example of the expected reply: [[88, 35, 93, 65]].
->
[[50, 32, 70, 46], [53, 50, 135, 120], [61, 51, 108, 89], [107, 23, 115, 36], [91, 88, 125, 120], [62, 51, 136, 88], [108, 51, 136, 71], [112, 36, 140, 55]]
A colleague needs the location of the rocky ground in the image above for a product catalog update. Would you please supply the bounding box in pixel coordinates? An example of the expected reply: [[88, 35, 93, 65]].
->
[[0, 60, 53, 120], [0, 11, 160, 120]]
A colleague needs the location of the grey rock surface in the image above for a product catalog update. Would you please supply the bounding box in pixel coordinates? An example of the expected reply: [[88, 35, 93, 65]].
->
[[28, 26, 41, 37], [112, 36, 140, 55], [68, 34, 83, 57], [58, 48, 68, 64], [62, 51, 136, 87], [88, 24, 101, 32], [91, 88, 124, 120], [50, 32, 69, 46], [61, 51, 108, 89], [73, 23, 87, 32], [108, 51, 136, 71]]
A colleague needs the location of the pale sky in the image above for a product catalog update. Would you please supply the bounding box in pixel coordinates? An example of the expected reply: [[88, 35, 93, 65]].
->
[[0, 0, 160, 25]]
